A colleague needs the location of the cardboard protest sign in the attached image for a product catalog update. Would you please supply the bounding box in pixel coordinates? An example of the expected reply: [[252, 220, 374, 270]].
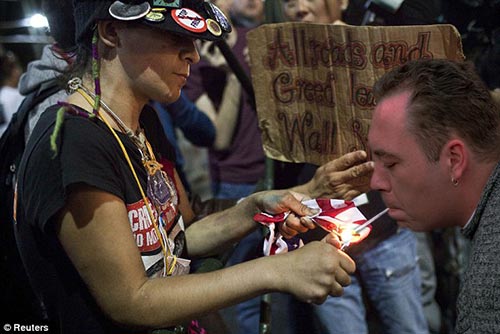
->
[[247, 23, 464, 165]]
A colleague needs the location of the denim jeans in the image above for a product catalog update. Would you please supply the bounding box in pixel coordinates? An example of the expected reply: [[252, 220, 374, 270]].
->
[[313, 228, 429, 334]]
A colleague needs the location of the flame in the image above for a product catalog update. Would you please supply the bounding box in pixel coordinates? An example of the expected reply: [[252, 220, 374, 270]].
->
[[340, 230, 354, 244], [339, 224, 369, 245]]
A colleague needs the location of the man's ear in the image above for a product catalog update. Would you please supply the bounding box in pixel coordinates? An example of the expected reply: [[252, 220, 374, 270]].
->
[[443, 139, 467, 182], [97, 21, 120, 48]]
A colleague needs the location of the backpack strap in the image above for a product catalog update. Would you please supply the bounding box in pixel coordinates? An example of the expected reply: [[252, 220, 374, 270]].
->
[[0, 79, 62, 226], [0, 78, 62, 322], [0, 101, 6, 125], [0, 80, 61, 189], [2, 80, 61, 146]]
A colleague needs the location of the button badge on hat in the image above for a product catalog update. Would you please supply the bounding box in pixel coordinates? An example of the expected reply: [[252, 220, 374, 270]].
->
[[109, 1, 151, 20], [206, 2, 231, 33], [153, 0, 181, 7], [171, 8, 207, 33], [206, 18, 222, 37], [145, 9, 166, 22]]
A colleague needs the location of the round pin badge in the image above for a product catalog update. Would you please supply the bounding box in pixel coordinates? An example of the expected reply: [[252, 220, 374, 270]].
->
[[207, 2, 231, 33], [109, 1, 151, 20], [206, 19, 222, 37], [171, 8, 207, 33], [145, 10, 165, 22]]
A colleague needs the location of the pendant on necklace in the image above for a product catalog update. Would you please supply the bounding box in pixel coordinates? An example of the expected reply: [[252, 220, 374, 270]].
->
[[147, 168, 177, 208]]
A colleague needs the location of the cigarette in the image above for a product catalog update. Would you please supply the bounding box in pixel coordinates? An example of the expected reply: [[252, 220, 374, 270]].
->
[[339, 208, 389, 251], [352, 208, 389, 233]]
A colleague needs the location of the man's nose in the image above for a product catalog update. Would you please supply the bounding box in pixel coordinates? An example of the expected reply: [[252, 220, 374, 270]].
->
[[370, 165, 389, 192]]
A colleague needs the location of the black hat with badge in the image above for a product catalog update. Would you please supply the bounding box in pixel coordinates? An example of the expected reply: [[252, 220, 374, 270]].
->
[[73, 0, 232, 45]]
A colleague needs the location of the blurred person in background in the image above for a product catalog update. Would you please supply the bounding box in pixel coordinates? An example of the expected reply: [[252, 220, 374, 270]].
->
[[0, 47, 24, 136], [343, 0, 441, 25], [18, 0, 76, 141], [229, 0, 265, 28]]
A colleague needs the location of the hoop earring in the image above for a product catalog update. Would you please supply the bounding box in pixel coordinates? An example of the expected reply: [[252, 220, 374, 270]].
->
[[451, 178, 459, 187]]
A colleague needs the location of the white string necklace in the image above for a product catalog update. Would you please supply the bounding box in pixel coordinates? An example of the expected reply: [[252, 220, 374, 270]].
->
[[68, 77, 148, 156]]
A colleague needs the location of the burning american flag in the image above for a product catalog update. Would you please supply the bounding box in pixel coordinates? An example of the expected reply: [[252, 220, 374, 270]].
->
[[254, 198, 373, 255]]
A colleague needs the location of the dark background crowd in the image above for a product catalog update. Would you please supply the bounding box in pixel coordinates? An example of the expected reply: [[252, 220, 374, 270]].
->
[[1, 0, 499, 90]]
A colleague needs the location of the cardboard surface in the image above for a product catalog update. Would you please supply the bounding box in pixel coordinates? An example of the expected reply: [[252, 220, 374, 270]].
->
[[247, 23, 464, 165]]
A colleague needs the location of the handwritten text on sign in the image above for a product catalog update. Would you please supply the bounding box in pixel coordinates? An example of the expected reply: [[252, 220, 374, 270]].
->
[[247, 23, 464, 165]]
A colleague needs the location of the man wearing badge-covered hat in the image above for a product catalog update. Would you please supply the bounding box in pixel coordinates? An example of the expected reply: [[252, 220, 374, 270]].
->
[[13, 1, 357, 333]]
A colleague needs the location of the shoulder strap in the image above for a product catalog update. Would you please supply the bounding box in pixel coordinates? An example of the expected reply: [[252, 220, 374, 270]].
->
[[0, 102, 6, 125], [3, 79, 61, 144], [0, 79, 61, 221], [0, 79, 61, 323]]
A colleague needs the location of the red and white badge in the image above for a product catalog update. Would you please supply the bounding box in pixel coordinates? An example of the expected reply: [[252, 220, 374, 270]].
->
[[171, 8, 207, 33]]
